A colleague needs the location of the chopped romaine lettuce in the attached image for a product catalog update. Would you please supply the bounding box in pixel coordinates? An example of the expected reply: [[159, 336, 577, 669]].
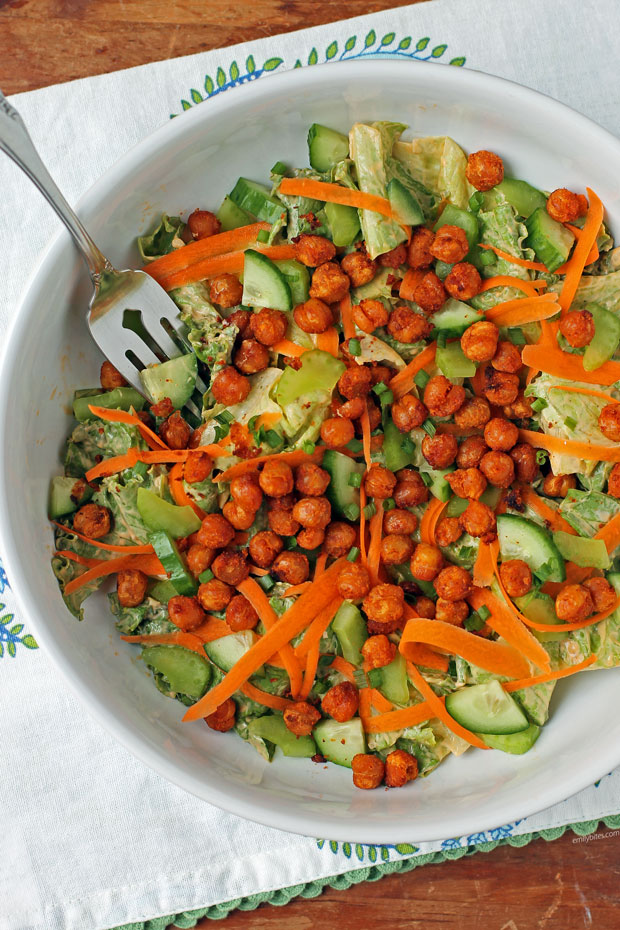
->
[[65, 420, 146, 478], [559, 488, 620, 537], [474, 199, 533, 282], [137, 214, 185, 262], [392, 135, 471, 209], [172, 283, 237, 373], [108, 593, 172, 635], [550, 268, 620, 315]]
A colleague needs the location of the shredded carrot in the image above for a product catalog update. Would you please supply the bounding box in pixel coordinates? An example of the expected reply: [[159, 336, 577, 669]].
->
[[272, 339, 308, 357], [516, 597, 619, 633], [400, 618, 531, 679], [389, 343, 437, 399], [518, 427, 620, 463], [294, 598, 343, 659], [503, 655, 597, 691], [520, 486, 577, 536], [359, 687, 373, 721], [473, 537, 499, 588], [367, 509, 383, 585], [478, 243, 548, 271], [314, 552, 328, 580], [169, 462, 206, 521], [469, 586, 551, 672], [215, 447, 325, 483], [240, 681, 293, 711], [370, 689, 393, 713], [521, 343, 620, 386], [594, 510, 620, 555], [420, 497, 447, 546], [362, 700, 434, 733], [550, 385, 618, 404], [397, 622, 449, 671], [55, 550, 104, 569], [64, 553, 165, 595], [406, 661, 488, 750], [279, 177, 395, 219], [52, 522, 154, 555], [192, 617, 234, 643], [339, 294, 356, 340], [330, 655, 356, 681], [85, 445, 227, 482], [479, 276, 544, 299], [359, 482, 368, 568], [120, 631, 207, 655], [298, 642, 321, 701], [484, 294, 560, 327], [145, 222, 270, 282], [157, 244, 297, 291], [360, 406, 372, 470], [248, 564, 269, 576], [399, 269, 426, 301], [558, 189, 605, 313], [87, 405, 167, 451], [282, 582, 312, 598], [316, 326, 339, 357]]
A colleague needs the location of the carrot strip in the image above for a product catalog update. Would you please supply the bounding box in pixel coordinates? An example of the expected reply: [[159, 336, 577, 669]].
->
[[550, 385, 618, 404], [192, 617, 234, 643], [594, 510, 620, 555], [371, 689, 393, 713], [406, 661, 488, 750], [399, 631, 449, 672], [469, 586, 551, 672], [367, 509, 383, 585], [87, 406, 167, 451], [399, 269, 426, 302], [484, 294, 560, 327], [52, 522, 154, 555], [503, 654, 597, 691], [400, 618, 531, 679], [359, 482, 368, 569], [248, 564, 269, 576], [157, 244, 296, 291], [359, 687, 373, 722], [64, 553, 165, 595], [240, 681, 293, 711], [558, 189, 605, 313], [85, 446, 228, 482], [282, 582, 312, 598], [330, 655, 356, 681], [362, 700, 434, 733], [298, 642, 321, 701], [314, 552, 328, 579], [473, 537, 499, 588], [216, 447, 325, 483], [54, 550, 104, 569], [479, 276, 544, 298], [339, 294, 356, 340], [518, 427, 620, 463], [389, 343, 437, 399], [478, 243, 548, 271], [272, 339, 308, 358], [145, 222, 270, 282], [360, 406, 372, 470], [521, 343, 620, 386], [316, 326, 339, 357], [520, 486, 577, 536], [420, 498, 447, 546], [279, 177, 395, 219], [120, 631, 207, 655], [169, 462, 206, 521], [515, 598, 619, 633], [294, 598, 343, 659]]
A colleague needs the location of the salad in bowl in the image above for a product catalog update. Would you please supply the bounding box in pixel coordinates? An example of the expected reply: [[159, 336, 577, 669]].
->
[[49, 119, 620, 792]]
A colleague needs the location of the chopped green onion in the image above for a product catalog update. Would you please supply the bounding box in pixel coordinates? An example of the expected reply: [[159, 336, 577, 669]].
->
[[421, 419, 436, 437], [469, 191, 484, 212], [401, 436, 415, 454], [477, 604, 491, 622], [214, 423, 230, 441], [437, 332, 448, 348], [347, 546, 360, 562], [367, 668, 383, 688], [346, 438, 363, 453], [535, 449, 548, 465], [479, 250, 496, 267], [343, 503, 361, 521], [131, 461, 149, 479], [464, 612, 486, 632], [302, 440, 316, 455], [373, 382, 388, 396], [414, 370, 430, 391], [378, 389, 393, 407], [533, 560, 554, 583], [271, 160, 287, 175], [217, 410, 235, 424], [198, 569, 214, 584], [257, 574, 275, 592], [531, 398, 548, 413], [348, 338, 361, 357], [457, 546, 476, 560], [256, 229, 270, 244], [564, 416, 577, 431], [348, 472, 362, 488], [265, 429, 282, 448], [353, 669, 368, 689], [383, 498, 396, 511], [247, 414, 259, 431], [285, 536, 298, 550], [509, 328, 527, 346], [363, 502, 376, 520], [420, 472, 433, 487]]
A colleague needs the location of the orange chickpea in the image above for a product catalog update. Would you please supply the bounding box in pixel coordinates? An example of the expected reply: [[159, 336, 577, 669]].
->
[[558, 309, 596, 348], [385, 749, 418, 788], [456, 435, 489, 469], [459, 500, 497, 539], [222, 500, 255, 531], [212, 550, 249, 586], [446, 467, 487, 500], [117, 569, 148, 608], [205, 698, 236, 732], [454, 396, 491, 430], [413, 271, 447, 313], [209, 272, 243, 309], [492, 341, 522, 374], [609, 464, 620, 497], [555, 584, 594, 622], [187, 209, 221, 240], [542, 473, 576, 498], [211, 366, 251, 405], [295, 463, 330, 497], [73, 503, 111, 539], [547, 188, 588, 224], [599, 404, 620, 442], [466, 150, 504, 191], [309, 262, 350, 303], [197, 579, 233, 612], [510, 444, 538, 483], [160, 411, 192, 450], [283, 701, 321, 736], [352, 298, 389, 334], [363, 583, 405, 634], [482, 367, 520, 406], [392, 394, 428, 432], [228, 308, 252, 338], [184, 451, 212, 484], [320, 417, 355, 449], [197, 513, 235, 549], [100, 360, 127, 390], [297, 526, 325, 550], [248, 530, 283, 568], [378, 243, 408, 268], [484, 417, 519, 452], [249, 308, 288, 346], [435, 517, 463, 548], [583, 576, 616, 612], [322, 681, 359, 722], [259, 460, 294, 498], [364, 464, 397, 499], [461, 321, 499, 363], [410, 543, 444, 582], [381, 533, 414, 565], [337, 561, 371, 600], [293, 234, 336, 267], [430, 225, 469, 264], [414, 596, 436, 619], [324, 522, 357, 558], [407, 227, 435, 269], [338, 365, 373, 399], [293, 298, 333, 334], [352, 753, 385, 789], [168, 595, 206, 631], [268, 507, 300, 537], [480, 450, 515, 488], [499, 560, 532, 598], [293, 496, 331, 529], [383, 508, 418, 536], [230, 473, 263, 513], [186, 544, 214, 577], [361, 634, 397, 669], [435, 598, 469, 626], [225, 594, 259, 631], [503, 391, 533, 421], [434, 565, 472, 601], [393, 472, 429, 508], [272, 551, 309, 585], [421, 433, 458, 469], [335, 396, 366, 420], [340, 251, 377, 287], [445, 262, 482, 301], [424, 375, 466, 417], [387, 304, 432, 343], [234, 339, 270, 374]]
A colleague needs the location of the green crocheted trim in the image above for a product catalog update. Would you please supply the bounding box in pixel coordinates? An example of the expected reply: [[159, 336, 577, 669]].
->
[[112, 813, 620, 928]]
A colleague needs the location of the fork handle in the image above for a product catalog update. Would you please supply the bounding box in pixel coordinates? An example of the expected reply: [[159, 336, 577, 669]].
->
[[0, 89, 111, 279]]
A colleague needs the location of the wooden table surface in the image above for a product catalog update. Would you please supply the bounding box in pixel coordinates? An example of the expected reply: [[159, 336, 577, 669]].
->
[[2, 2, 619, 927]]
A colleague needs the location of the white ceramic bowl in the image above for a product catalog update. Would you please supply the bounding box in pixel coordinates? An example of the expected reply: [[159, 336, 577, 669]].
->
[[2, 59, 620, 844]]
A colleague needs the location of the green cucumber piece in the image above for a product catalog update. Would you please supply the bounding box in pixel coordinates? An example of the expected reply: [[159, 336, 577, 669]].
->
[[72, 387, 145, 421], [496, 178, 547, 218], [148, 530, 197, 596], [322, 449, 364, 518], [445, 680, 529, 735], [553, 530, 610, 570], [140, 353, 198, 409], [383, 417, 416, 473], [242, 249, 292, 311], [332, 602, 367, 664], [422, 466, 455, 502], [432, 299, 483, 336], [137, 488, 201, 538], [248, 715, 316, 757], [436, 341, 477, 378], [275, 259, 310, 305], [229, 177, 284, 225], [434, 204, 479, 249], [514, 591, 564, 642], [525, 207, 575, 273], [216, 195, 256, 231], [49, 476, 93, 519], [307, 123, 349, 172], [478, 723, 541, 754], [379, 652, 409, 704], [276, 349, 345, 406], [497, 512, 566, 583], [204, 631, 263, 674], [313, 718, 366, 768], [325, 201, 361, 247], [582, 303, 620, 372], [142, 644, 210, 698], [387, 178, 424, 226], [147, 579, 179, 604]]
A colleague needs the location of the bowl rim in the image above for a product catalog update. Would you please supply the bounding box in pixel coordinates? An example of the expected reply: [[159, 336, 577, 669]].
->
[[3, 57, 620, 844]]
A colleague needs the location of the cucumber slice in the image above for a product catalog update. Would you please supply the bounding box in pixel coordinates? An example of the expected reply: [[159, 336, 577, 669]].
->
[[322, 449, 364, 518], [216, 195, 255, 231], [147, 579, 179, 604], [137, 488, 202, 538], [325, 201, 361, 247], [496, 178, 547, 218], [140, 354, 198, 409], [434, 204, 479, 250], [387, 178, 424, 226], [313, 718, 366, 768], [229, 177, 284, 225], [497, 512, 566, 583], [275, 259, 310, 305], [242, 249, 292, 311], [445, 680, 529, 735], [553, 530, 610, 570], [525, 207, 575, 273], [142, 644, 210, 698], [49, 476, 93, 519], [432, 299, 483, 336], [514, 591, 564, 643], [148, 530, 197, 596], [421, 466, 455, 502], [383, 417, 416, 473], [478, 723, 541, 754], [248, 715, 316, 757], [582, 302, 620, 372], [276, 349, 345, 406], [307, 123, 349, 172], [436, 341, 476, 378], [332, 602, 367, 664], [72, 387, 145, 421], [204, 630, 262, 673], [379, 652, 409, 704]]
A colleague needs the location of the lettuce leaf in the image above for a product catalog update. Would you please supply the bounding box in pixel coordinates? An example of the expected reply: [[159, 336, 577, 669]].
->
[[137, 214, 185, 262], [550, 268, 620, 315], [559, 488, 620, 537], [108, 593, 172, 635], [473, 200, 533, 283], [172, 283, 237, 374], [65, 420, 146, 478], [392, 135, 471, 209]]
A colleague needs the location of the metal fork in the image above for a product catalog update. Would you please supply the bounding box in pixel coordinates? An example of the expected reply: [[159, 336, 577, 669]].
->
[[0, 90, 202, 418]]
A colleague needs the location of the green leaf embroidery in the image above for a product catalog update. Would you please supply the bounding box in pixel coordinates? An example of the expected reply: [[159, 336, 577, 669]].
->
[[329, 840, 338, 853], [395, 842, 418, 854], [316, 838, 325, 849], [345, 35, 356, 52], [342, 841, 351, 857], [381, 846, 390, 861], [230, 60, 239, 81], [204, 74, 214, 94], [365, 29, 376, 48], [381, 32, 395, 46], [325, 41, 338, 60], [190, 88, 203, 104], [450, 56, 467, 67], [368, 846, 377, 862], [416, 36, 430, 51], [246, 55, 256, 74], [431, 44, 447, 58], [294, 59, 302, 69], [8, 642, 16, 658], [216, 67, 226, 88], [0, 643, 3, 657], [263, 57, 283, 72], [9, 624, 23, 635], [308, 48, 318, 66], [21, 634, 38, 650], [398, 36, 412, 50], [355, 843, 364, 861], [181, 100, 191, 111]]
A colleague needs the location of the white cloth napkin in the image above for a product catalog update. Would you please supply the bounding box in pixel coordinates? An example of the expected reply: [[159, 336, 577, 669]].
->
[[3, 0, 620, 928]]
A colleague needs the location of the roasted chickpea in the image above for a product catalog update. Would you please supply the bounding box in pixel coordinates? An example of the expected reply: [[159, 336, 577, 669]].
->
[[333, 396, 364, 421], [362, 634, 397, 669], [380, 533, 414, 565], [187, 209, 220, 240], [363, 398, 382, 433], [393, 472, 429, 508], [184, 451, 212, 484], [430, 224, 469, 264], [392, 393, 428, 432], [435, 597, 469, 626], [583, 576, 616, 612], [410, 543, 444, 581], [378, 243, 408, 268], [117, 569, 148, 608], [480, 450, 515, 488], [294, 463, 330, 498], [340, 251, 377, 286], [503, 391, 533, 421], [293, 234, 336, 267], [322, 681, 359, 722], [233, 339, 270, 374], [283, 701, 321, 736], [484, 417, 519, 452], [352, 298, 389, 334], [510, 443, 538, 483], [459, 500, 496, 539], [205, 698, 236, 732], [609, 464, 620, 498], [482, 367, 520, 406], [387, 304, 432, 343], [363, 583, 405, 632], [225, 594, 259, 631], [293, 298, 333, 334], [73, 502, 111, 539], [197, 578, 233, 611], [211, 366, 251, 405], [435, 517, 463, 548], [424, 375, 466, 417], [383, 508, 418, 536], [492, 340, 522, 374], [259, 460, 294, 498], [542, 473, 576, 498], [197, 513, 235, 549], [352, 753, 385, 789], [421, 433, 458, 469], [547, 188, 588, 224], [466, 150, 504, 191], [100, 360, 127, 390], [186, 544, 214, 577], [320, 416, 355, 449], [212, 550, 249, 586], [446, 467, 487, 500], [338, 365, 372, 399], [159, 410, 192, 450], [209, 272, 243, 309], [168, 595, 206, 631], [364, 464, 397, 499], [499, 559, 532, 598], [407, 226, 435, 269], [228, 307, 252, 338], [249, 308, 288, 346], [413, 271, 447, 313], [230, 473, 263, 513], [385, 749, 418, 788], [557, 309, 595, 349], [461, 321, 499, 363], [598, 404, 620, 442], [248, 530, 283, 568], [297, 526, 325, 550], [309, 262, 350, 303], [456, 435, 489, 469], [268, 507, 300, 537], [272, 550, 309, 585], [555, 584, 594, 622], [324, 522, 357, 558], [293, 496, 331, 529], [222, 500, 255, 530], [414, 596, 436, 619], [337, 561, 371, 600], [454, 396, 491, 429], [434, 565, 472, 601], [445, 262, 482, 301]]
